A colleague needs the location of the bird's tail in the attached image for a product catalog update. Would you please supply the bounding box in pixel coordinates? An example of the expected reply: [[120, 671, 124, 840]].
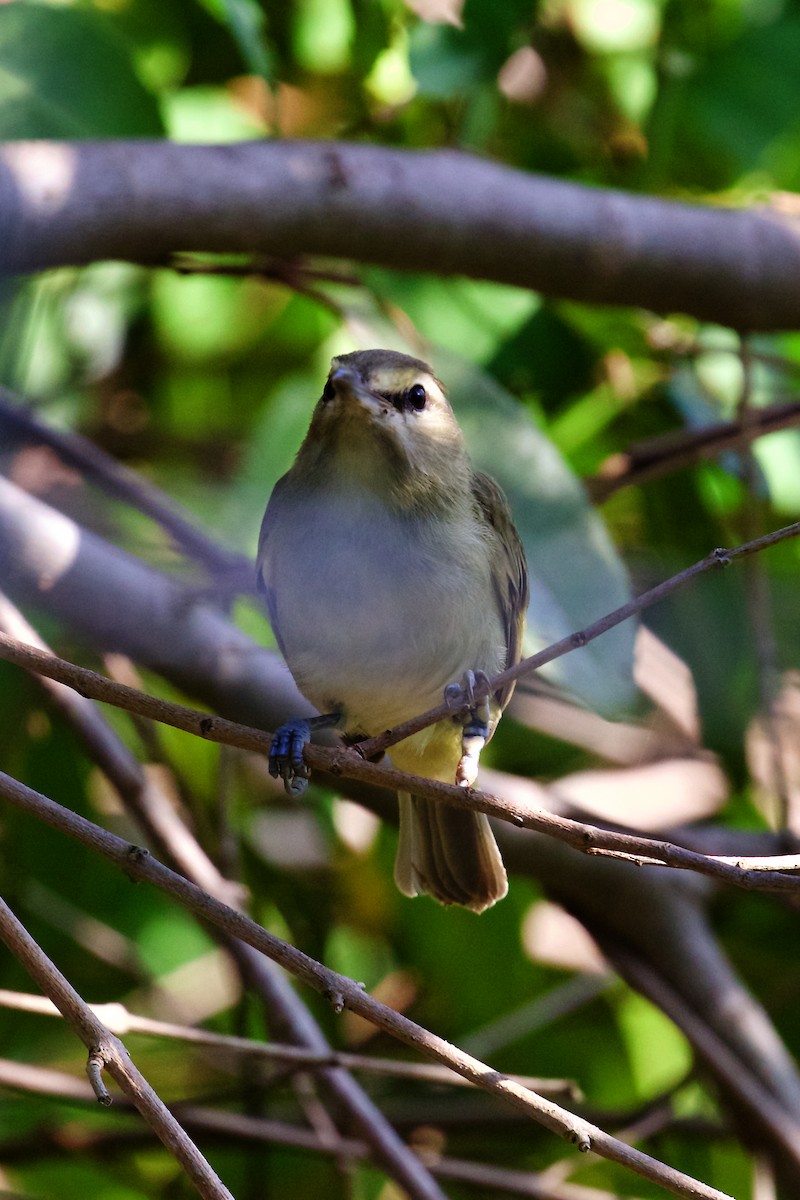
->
[[394, 792, 508, 913]]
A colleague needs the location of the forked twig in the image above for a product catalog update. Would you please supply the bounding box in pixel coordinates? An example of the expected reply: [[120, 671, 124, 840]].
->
[[0, 896, 233, 1200]]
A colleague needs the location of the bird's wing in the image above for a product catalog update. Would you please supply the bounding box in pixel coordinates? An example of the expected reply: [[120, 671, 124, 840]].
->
[[471, 471, 529, 713], [255, 474, 291, 661]]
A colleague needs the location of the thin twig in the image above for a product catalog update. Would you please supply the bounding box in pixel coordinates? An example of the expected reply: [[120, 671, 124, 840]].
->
[[0, 598, 445, 1200], [171, 252, 362, 288], [173, 253, 358, 315], [0, 895, 234, 1200], [0, 1058, 640, 1200], [0, 989, 576, 1097], [355, 519, 800, 760], [1, 629, 800, 895], [587, 398, 800, 502], [0, 769, 733, 1200]]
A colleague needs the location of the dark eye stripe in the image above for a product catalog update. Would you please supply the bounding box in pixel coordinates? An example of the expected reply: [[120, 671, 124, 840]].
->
[[382, 387, 427, 413]]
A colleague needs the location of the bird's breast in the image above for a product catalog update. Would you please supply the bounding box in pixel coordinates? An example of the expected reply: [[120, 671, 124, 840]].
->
[[261, 487, 506, 732]]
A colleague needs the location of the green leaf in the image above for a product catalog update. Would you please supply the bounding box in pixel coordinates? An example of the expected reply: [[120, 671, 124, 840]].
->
[[615, 989, 692, 1098], [409, 0, 533, 98], [0, 2, 163, 138], [650, 16, 800, 187], [293, 0, 354, 73], [198, 0, 274, 82], [364, 269, 540, 366]]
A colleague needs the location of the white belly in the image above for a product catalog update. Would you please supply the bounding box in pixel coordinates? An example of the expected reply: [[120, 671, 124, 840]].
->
[[262, 491, 506, 733]]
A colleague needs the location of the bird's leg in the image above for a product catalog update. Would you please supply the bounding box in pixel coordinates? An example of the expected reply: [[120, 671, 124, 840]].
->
[[445, 670, 492, 787], [269, 712, 342, 795]]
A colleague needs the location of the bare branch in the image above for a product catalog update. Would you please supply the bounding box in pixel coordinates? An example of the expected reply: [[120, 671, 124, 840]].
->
[[0, 600, 447, 1200], [0, 1059, 640, 1200], [0, 988, 576, 1097], [587, 399, 800, 502], [2, 140, 800, 329], [0, 768, 734, 1200], [2, 627, 800, 897], [0, 895, 234, 1200]]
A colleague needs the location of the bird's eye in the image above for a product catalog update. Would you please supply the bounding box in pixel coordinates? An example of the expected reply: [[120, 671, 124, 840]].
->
[[321, 379, 336, 403], [407, 384, 427, 411]]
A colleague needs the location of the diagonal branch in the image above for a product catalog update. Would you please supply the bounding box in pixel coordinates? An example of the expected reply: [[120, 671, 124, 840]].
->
[[2, 140, 800, 329], [356, 519, 800, 760], [0, 767, 733, 1200], [586, 398, 800, 502], [0, 595, 447, 1200], [0, 895, 234, 1200], [1, 628, 800, 895], [0, 1057, 641, 1200]]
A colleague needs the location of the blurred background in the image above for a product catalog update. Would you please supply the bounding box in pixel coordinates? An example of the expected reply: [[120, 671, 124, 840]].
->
[[2, 1, 800, 1197]]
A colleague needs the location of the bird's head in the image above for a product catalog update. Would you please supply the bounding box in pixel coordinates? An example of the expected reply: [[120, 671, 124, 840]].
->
[[297, 349, 471, 509]]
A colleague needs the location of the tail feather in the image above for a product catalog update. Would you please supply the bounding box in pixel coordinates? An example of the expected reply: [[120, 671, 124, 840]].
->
[[394, 791, 508, 913]]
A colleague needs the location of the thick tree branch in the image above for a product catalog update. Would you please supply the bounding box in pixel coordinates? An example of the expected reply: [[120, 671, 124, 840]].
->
[[0, 390, 254, 592], [0, 472, 296, 730], [2, 140, 800, 329], [607, 943, 800, 1176]]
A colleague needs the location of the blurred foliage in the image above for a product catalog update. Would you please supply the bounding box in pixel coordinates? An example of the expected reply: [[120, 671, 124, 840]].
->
[[2, 1, 800, 1198]]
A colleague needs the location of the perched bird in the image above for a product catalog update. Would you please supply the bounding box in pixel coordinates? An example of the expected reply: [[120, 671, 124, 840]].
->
[[258, 349, 528, 912]]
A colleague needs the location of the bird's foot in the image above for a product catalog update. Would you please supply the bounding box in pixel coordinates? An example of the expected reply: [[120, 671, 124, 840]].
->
[[269, 718, 312, 795], [445, 671, 491, 788], [269, 712, 341, 796]]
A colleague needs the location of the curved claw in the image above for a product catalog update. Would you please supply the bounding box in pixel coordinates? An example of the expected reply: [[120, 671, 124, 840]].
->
[[269, 718, 313, 796]]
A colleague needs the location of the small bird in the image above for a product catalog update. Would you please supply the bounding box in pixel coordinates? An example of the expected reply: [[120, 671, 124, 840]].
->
[[257, 349, 528, 912]]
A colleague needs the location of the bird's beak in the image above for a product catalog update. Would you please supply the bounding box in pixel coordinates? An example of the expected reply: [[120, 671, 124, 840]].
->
[[329, 366, 387, 416]]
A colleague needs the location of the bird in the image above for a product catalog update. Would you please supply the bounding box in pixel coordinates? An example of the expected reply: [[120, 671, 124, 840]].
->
[[257, 348, 528, 912]]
